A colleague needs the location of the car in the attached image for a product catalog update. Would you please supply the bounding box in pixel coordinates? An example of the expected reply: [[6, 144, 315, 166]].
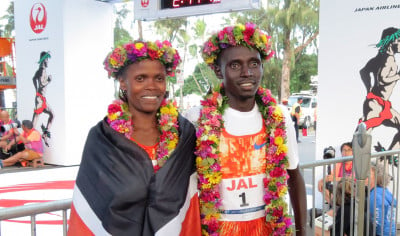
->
[[286, 93, 317, 128]]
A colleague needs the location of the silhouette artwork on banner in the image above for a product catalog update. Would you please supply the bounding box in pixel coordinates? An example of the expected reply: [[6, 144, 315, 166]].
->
[[359, 27, 400, 163], [32, 51, 53, 147]]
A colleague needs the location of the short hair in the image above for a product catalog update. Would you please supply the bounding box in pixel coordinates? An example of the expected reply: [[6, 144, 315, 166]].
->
[[340, 142, 352, 152], [22, 120, 33, 129], [371, 162, 392, 187], [376, 27, 400, 53], [297, 97, 303, 102]]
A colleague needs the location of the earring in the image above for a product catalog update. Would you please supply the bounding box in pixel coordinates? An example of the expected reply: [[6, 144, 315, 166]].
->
[[119, 88, 128, 101]]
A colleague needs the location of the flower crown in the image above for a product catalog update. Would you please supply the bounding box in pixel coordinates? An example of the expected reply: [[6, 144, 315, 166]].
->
[[376, 28, 400, 53], [104, 40, 181, 78], [202, 22, 274, 69]]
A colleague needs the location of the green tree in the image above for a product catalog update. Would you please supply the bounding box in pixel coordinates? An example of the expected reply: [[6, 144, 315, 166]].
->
[[231, 0, 319, 100], [0, 2, 14, 37], [153, 18, 189, 101], [290, 53, 317, 92], [187, 19, 221, 93], [114, 4, 133, 46], [175, 63, 214, 96]]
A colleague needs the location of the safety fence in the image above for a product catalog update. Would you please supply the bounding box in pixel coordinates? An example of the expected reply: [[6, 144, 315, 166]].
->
[[0, 140, 399, 235], [301, 149, 399, 236], [0, 199, 71, 236]]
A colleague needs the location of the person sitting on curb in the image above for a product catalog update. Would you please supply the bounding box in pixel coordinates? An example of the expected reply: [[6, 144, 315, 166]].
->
[[0, 120, 44, 169]]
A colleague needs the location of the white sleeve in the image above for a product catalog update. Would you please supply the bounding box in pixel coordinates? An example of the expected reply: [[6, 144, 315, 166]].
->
[[279, 104, 299, 169], [182, 106, 201, 126]]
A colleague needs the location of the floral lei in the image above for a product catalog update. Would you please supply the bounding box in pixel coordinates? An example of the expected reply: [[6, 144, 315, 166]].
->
[[107, 99, 179, 172], [195, 85, 292, 235]]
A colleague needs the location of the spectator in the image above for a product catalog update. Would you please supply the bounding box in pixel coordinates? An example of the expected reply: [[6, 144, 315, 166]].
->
[[369, 161, 397, 236], [315, 178, 373, 236], [0, 120, 43, 168], [318, 142, 353, 192], [0, 110, 17, 150], [291, 97, 303, 142]]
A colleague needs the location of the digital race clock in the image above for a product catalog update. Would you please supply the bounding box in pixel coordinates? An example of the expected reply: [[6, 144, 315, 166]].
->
[[160, 0, 221, 9], [134, 0, 260, 21]]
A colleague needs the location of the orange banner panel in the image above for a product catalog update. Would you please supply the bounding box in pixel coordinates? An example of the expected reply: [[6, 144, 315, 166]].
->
[[0, 38, 12, 57]]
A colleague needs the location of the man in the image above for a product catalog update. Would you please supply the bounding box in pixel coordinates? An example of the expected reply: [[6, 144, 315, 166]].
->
[[32, 51, 54, 147], [0, 120, 43, 169], [190, 23, 307, 235], [360, 27, 400, 150], [291, 97, 303, 142]]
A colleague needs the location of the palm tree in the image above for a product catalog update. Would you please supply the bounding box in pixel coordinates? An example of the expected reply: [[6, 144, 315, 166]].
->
[[0, 1, 14, 37], [114, 4, 133, 46], [232, 0, 319, 100]]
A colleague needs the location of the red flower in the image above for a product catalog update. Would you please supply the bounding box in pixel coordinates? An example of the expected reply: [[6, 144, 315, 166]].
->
[[108, 104, 122, 114], [270, 167, 285, 177], [274, 128, 285, 137]]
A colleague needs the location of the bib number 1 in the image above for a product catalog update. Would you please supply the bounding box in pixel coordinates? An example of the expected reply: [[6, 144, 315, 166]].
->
[[239, 192, 249, 207]]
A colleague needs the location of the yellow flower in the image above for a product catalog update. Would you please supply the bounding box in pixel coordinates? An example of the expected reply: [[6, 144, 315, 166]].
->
[[109, 58, 118, 67], [160, 106, 169, 114], [277, 144, 288, 155], [168, 139, 178, 150], [201, 182, 212, 189], [205, 172, 222, 185], [135, 42, 144, 50], [261, 34, 267, 43], [209, 134, 219, 144], [266, 163, 275, 171], [108, 113, 118, 121], [274, 136, 283, 146], [273, 107, 283, 122], [278, 186, 288, 197], [196, 157, 203, 166], [201, 229, 209, 236], [204, 211, 220, 220], [168, 106, 178, 116], [205, 55, 216, 64]]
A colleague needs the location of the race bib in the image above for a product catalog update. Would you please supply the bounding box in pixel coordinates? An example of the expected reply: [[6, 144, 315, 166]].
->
[[220, 174, 266, 221]]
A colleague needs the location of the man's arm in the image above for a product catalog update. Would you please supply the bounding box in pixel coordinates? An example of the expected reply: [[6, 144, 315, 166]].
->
[[287, 166, 307, 236], [380, 56, 400, 84]]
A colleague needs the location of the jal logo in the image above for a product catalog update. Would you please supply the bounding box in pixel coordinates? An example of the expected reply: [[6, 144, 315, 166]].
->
[[30, 3, 47, 34], [141, 0, 149, 8]]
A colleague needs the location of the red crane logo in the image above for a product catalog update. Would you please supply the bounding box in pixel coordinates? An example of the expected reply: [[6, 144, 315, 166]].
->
[[141, 0, 150, 8], [30, 3, 47, 34]]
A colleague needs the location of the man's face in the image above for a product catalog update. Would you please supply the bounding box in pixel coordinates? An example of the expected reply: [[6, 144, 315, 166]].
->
[[392, 38, 400, 53], [215, 46, 263, 108]]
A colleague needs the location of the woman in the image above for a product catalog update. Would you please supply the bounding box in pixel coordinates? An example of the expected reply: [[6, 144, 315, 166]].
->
[[316, 178, 373, 236], [318, 142, 353, 192], [68, 40, 200, 235]]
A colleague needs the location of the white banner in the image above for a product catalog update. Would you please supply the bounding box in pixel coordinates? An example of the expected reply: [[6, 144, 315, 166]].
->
[[317, 0, 400, 159], [15, 0, 114, 165]]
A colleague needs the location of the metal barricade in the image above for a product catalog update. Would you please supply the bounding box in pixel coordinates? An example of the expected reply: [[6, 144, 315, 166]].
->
[[300, 149, 399, 236], [0, 123, 398, 236], [0, 199, 71, 236]]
